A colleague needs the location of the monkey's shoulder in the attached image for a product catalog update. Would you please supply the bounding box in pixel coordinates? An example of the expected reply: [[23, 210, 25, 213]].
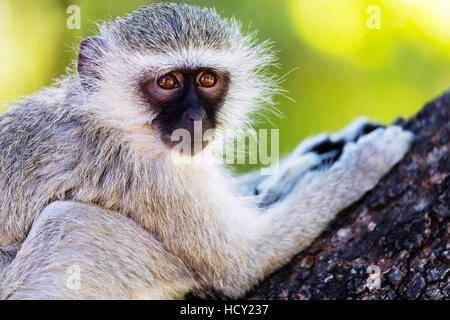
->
[[1, 83, 80, 130], [0, 84, 82, 159]]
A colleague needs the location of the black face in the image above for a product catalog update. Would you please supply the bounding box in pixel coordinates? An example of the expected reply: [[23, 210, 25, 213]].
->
[[140, 68, 229, 155]]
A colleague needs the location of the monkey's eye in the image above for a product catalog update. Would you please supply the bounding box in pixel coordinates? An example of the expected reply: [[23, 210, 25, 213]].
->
[[197, 72, 216, 88], [157, 73, 179, 90]]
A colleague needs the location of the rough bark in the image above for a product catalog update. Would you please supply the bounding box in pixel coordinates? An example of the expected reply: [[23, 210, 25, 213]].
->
[[245, 91, 449, 300]]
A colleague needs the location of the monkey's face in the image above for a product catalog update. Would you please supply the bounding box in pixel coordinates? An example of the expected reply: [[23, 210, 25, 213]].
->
[[77, 4, 278, 159], [140, 69, 229, 155]]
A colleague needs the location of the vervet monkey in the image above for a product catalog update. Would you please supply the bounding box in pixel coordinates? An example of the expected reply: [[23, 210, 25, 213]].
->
[[0, 3, 413, 299]]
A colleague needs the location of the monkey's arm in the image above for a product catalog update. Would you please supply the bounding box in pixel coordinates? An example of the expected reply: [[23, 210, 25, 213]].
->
[[0, 201, 196, 300], [0, 123, 413, 300], [247, 124, 413, 279], [239, 118, 383, 207]]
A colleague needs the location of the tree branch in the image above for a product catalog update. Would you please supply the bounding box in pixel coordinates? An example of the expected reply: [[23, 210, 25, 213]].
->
[[246, 91, 450, 300]]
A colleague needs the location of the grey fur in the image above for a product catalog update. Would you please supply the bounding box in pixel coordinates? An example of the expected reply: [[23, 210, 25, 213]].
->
[[0, 3, 256, 247], [105, 3, 236, 52], [0, 3, 413, 299]]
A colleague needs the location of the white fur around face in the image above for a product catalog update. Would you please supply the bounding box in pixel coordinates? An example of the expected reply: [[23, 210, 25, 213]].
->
[[81, 32, 279, 160]]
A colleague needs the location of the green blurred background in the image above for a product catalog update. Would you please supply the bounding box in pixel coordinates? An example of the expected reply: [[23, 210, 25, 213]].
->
[[1, 0, 449, 160]]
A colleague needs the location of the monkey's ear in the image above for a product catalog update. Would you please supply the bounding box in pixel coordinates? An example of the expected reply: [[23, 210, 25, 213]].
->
[[77, 37, 107, 90]]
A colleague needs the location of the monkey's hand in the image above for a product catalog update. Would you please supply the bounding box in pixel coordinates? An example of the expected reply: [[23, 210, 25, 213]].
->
[[332, 125, 414, 192], [255, 118, 413, 208], [254, 124, 413, 278]]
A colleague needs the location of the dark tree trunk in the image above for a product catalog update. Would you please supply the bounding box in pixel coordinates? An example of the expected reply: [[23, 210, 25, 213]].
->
[[246, 91, 450, 300]]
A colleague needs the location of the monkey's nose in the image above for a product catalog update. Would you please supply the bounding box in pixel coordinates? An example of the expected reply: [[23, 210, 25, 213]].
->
[[183, 108, 206, 122]]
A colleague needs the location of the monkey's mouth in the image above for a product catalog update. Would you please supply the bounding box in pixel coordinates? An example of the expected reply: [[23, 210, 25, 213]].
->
[[161, 133, 211, 156], [158, 118, 216, 156]]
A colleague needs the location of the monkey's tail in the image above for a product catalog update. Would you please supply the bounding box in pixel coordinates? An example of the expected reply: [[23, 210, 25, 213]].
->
[[0, 244, 20, 276]]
